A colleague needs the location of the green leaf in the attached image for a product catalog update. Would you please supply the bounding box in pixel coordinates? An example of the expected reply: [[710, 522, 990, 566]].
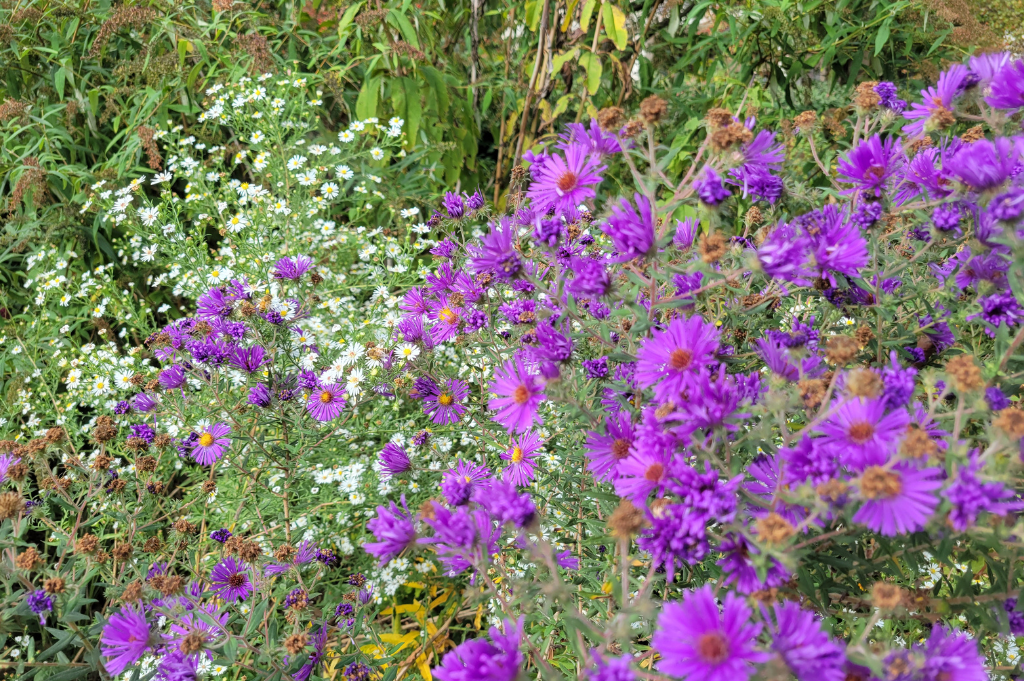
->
[[421, 66, 449, 117], [602, 4, 628, 51], [403, 77, 422, 148], [356, 75, 382, 120], [580, 0, 598, 32], [578, 51, 603, 95], [873, 18, 892, 56], [386, 9, 420, 50], [551, 48, 578, 74], [55, 67, 66, 101]]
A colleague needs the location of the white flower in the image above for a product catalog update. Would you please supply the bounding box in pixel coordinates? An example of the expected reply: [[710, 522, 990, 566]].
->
[[91, 376, 112, 395], [140, 245, 158, 262], [250, 130, 265, 144], [296, 170, 318, 186], [339, 130, 355, 143], [397, 343, 420, 362], [208, 267, 234, 283], [286, 155, 307, 170], [346, 368, 365, 395], [389, 116, 404, 127], [226, 213, 249, 232], [370, 147, 384, 160], [336, 165, 354, 180], [115, 370, 135, 390], [320, 182, 340, 200], [350, 121, 365, 132], [400, 207, 420, 218], [138, 206, 160, 226]]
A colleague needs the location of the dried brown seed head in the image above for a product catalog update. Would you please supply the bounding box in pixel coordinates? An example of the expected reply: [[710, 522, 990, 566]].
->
[[825, 336, 859, 365]]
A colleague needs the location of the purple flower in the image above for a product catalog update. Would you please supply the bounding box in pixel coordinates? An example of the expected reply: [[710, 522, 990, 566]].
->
[[159, 364, 187, 389], [637, 503, 709, 581], [441, 460, 491, 506], [27, 589, 52, 624], [932, 203, 961, 232], [565, 257, 610, 299], [306, 383, 345, 421], [428, 294, 464, 344], [130, 423, 155, 443], [0, 453, 21, 484], [443, 191, 466, 218], [946, 137, 1020, 190], [717, 533, 791, 593], [434, 618, 523, 681], [889, 626, 988, 681], [501, 430, 543, 486], [903, 64, 968, 136], [946, 453, 1021, 530], [613, 447, 674, 506], [555, 549, 579, 570], [466, 190, 485, 211], [584, 653, 634, 681], [273, 254, 314, 280], [190, 422, 231, 465], [248, 383, 272, 407], [488, 355, 546, 433], [967, 290, 1023, 337], [559, 119, 622, 157], [379, 443, 411, 477], [294, 626, 329, 681], [101, 606, 152, 677], [756, 222, 812, 284], [133, 392, 158, 412], [1006, 598, 1024, 636], [363, 497, 416, 565], [987, 58, 1024, 111], [837, 134, 901, 198], [635, 314, 720, 402], [582, 356, 609, 380], [802, 206, 869, 284], [990, 186, 1024, 222], [881, 351, 917, 409], [675, 217, 698, 250], [652, 586, 768, 681], [768, 601, 846, 681], [469, 219, 522, 281], [477, 479, 536, 527], [423, 378, 469, 424], [419, 503, 500, 576], [986, 386, 1012, 411], [526, 143, 605, 216], [209, 556, 252, 600], [694, 167, 731, 206], [874, 81, 906, 111], [431, 238, 460, 259], [210, 528, 232, 543], [602, 193, 656, 261], [533, 321, 573, 363], [228, 344, 266, 373], [197, 288, 233, 318], [818, 399, 909, 471], [852, 462, 942, 535]]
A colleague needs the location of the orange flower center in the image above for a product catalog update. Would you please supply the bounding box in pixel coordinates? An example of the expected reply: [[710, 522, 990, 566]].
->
[[644, 463, 664, 482], [669, 348, 693, 370], [696, 632, 730, 663], [320, 390, 333, 403], [556, 171, 578, 193], [848, 421, 875, 444], [611, 439, 632, 460], [513, 385, 530, 405]]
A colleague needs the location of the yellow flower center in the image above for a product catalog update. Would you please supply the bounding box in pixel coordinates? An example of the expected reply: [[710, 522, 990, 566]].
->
[[320, 390, 333, 403], [199, 433, 215, 447], [438, 307, 457, 324], [511, 447, 524, 463], [438, 393, 453, 406]]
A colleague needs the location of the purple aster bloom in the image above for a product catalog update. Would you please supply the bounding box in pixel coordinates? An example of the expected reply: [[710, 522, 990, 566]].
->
[[582, 356, 609, 380], [196, 288, 233, 318], [969, 51, 1013, 85], [932, 203, 961, 232], [431, 238, 460, 259], [671, 365, 750, 435], [533, 321, 573, 363], [818, 398, 909, 471], [294, 626, 329, 681], [284, 587, 307, 608], [134, 392, 158, 412], [874, 81, 905, 111], [423, 378, 469, 424], [190, 422, 231, 466], [881, 351, 917, 410], [410, 375, 439, 400], [852, 462, 942, 535], [613, 447, 675, 506], [488, 355, 546, 433], [419, 503, 500, 576], [768, 601, 846, 681], [903, 64, 968, 136], [228, 344, 266, 373], [1006, 598, 1024, 636], [27, 589, 52, 624], [443, 191, 465, 219], [602, 193, 656, 261], [526, 143, 605, 216], [0, 453, 21, 484], [434, 618, 523, 681], [476, 479, 536, 528], [565, 257, 611, 299], [954, 250, 1009, 291], [306, 383, 345, 421], [466, 190, 485, 211], [837, 134, 901, 198], [159, 364, 187, 389], [379, 443, 411, 477], [559, 119, 622, 157], [850, 200, 883, 229], [987, 386, 1012, 411], [468, 219, 522, 281], [427, 294, 464, 344], [101, 605, 153, 677], [967, 290, 1023, 337], [946, 137, 1020, 190], [802, 206, 869, 284], [501, 430, 543, 486], [896, 626, 988, 681], [946, 452, 1021, 530], [756, 222, 812, 284], [315, 547, 339, 568], [209, 556, 251, 600], [336, 602, 356, 618], [248, 383, 272, 407], [273, 255, 314, 280], [114, 400, 131, 415], [130, 423, 155, 443], [637, 502, 709, 581], [717, 533, 791, 593], [441, 460, 491, 506], [635, 314, 720, 402], [694, 167, 731, 206], [675, 217, 698, 250], [210, 528, 232, 543], [533, 217, 561, 247], [987, 58, 1024, 111], [555, 549, 579, 570], [990, 186, 1024, 222], [363, 497, 416, 565], [400, 287, 430, 316], [653, 586, 768, 681], [584, 652, 634, 681]]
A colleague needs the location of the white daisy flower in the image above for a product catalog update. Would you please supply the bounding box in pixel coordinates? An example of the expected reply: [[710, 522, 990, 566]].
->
[[370, 147, 384, 160]]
